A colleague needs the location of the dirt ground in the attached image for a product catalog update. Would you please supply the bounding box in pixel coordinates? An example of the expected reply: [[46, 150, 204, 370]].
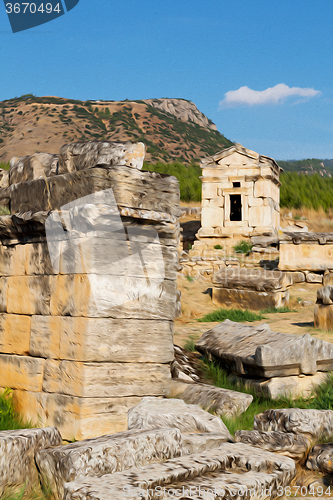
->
[[174, 276, 331, 347]]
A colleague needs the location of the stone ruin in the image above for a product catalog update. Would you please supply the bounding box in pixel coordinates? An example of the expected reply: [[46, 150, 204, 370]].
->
[[0, 140, 181, 440]]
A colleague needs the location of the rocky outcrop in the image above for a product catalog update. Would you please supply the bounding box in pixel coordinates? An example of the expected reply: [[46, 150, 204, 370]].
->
[[144, 98, 218, 131], [0, 427, 62, 494]]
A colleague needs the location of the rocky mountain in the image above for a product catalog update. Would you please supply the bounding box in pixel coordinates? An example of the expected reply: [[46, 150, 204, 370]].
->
[[278, 158, 333, 177], [0, 95, 232, 165]]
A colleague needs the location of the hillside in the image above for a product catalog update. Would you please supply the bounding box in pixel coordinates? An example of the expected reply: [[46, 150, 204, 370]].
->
[[0, 95, 232, 164], [277, 158, 333, 177]]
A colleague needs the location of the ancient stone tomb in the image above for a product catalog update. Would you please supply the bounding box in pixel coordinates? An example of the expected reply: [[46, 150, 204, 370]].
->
[[0, 141, 180, 440], [198, 143, 282, 241]]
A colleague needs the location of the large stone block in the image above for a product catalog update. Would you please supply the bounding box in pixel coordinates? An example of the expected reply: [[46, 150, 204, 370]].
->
[[0, 314, 31, 355], [36, 427, 182, 500], [58, 141, 145, 173], [30, 315, 173, 362], [0, 354, 45, 391], [9, 153, 59, 185], [201, 206, 223, 228], [49, 273, 176, 319], [212, 287, 289, 310], [0, 277, 8, 312], [235, 430, 311, 461], [212, 268, 288, 292], [249, 205, 273, 227], [170, 380, 252, 418], [196, 319, 333, 378], [279, 233, 333, 271], [324, 272, 333, 286], [10, 166, 180, 217], [314, 303, 333, 331], [0, 244, 27, 276], [42, 360, 171, 398], [0, 427, 62, 495], [1, 389, 142, 440], [7, 275, 52, 315], [128, 396, 233, 438], [254, 408, 333, 439], [202, 182, 217, 199], [62, 443, 296, 500], [230, 371, 329, 400]]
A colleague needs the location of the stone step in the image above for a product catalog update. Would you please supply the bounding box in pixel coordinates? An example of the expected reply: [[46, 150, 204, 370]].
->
[[36, 427, 183, 500], [0, 427, 62, 494], [62, 443, 296, 500]]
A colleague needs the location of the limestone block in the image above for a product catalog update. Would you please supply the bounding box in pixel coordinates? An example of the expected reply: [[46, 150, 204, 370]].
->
[[36, 427, 182, 500], [195, 319, 333, 378], [0, 244, 27, 276], [306, 272, 323, 283], [127, 397, 233, 438], [324, 272, 333, 286], [181, 433, 231, 455], [25, 241, 56, 275], [30, 315, 173, 362], [58, 141, 145, 173], [0, 427, 62, 495], [317, 286, 333, 305], [63, 443, 296, 500], [314, 303, 333, 331], [7, 275, 52, 315], [0, 314, 31, 355], [0, 354, 45, 391], [279, 241, 333, 272], [42, 360, 171, 398], [235, 430, 311, 461], [10, 166, 180, 217], [249, 205, 273, 227], [1, 389, 142, 440], [247, 195, 263, 207], [202, 183, 217, 199], [254, 179, 275, 198], [170, 380, 252, 418], [230, 371, 329, 400], [306, 444, 333, 473], [212, 287, 289, 310], [0, 277, 8, 312], [201, 206, 223, 228], [49, 273, 176, 320], [9, 153, 59, 185], [254, 408, 333, 439], [212, 268, 288, 292]]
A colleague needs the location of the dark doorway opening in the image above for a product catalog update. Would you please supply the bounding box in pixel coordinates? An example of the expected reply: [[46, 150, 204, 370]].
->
[[230, 194, 242, 221]]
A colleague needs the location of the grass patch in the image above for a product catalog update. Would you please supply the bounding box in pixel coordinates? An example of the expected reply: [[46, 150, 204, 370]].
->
[[260, 306, 294, 314], [183, 337, 197, 352], [233, 240, 253, 255], [198, 308, 263, 323], [214, 244, 223, 250], [185, 275, 195, 282], [0, 389, 32, 431], [201, 358, 333, 435]]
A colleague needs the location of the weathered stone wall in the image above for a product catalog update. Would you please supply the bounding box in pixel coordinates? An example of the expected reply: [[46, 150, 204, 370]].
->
[[0, 165, 180, 441]]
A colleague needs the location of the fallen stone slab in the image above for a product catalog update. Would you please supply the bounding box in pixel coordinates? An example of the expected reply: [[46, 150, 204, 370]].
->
[[195, 319, 333, 377], [254, 408, 333, 440], [306, 443, 333, 473], [170, 344, 204, 382], [58, 140, 145, 174], [36, 427, 182, 500], [306, 272, 323, 283], [63, 443, 296, 500], [9, 153, 59, 185], [0, 427, 62, 494], [127, 397, 233, 438], [170, 379, 253, 418], [181, 433, 233, 455], [229, 371, 329, 400], [235, 430, 311, 461]]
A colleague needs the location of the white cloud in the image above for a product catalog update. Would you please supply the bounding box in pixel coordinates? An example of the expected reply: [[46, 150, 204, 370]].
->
[[219, 83, 321, 108]]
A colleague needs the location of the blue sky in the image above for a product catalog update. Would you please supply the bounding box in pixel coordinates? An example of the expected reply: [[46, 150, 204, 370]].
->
[[0, 0, 332, 160]]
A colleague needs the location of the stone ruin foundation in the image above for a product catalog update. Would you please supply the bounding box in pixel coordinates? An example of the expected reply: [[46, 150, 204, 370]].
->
[[0, 141, 180, 440]]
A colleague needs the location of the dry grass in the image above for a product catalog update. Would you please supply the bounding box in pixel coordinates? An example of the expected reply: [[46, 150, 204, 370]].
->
[[280, 207, 333, 232]]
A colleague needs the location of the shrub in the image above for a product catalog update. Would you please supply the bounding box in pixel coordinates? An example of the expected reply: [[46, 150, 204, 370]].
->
[[0, 389, 29, 431], [198, 308, 262, 323], [233, 240, 252, 255], [214, 244, 223, 250]]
